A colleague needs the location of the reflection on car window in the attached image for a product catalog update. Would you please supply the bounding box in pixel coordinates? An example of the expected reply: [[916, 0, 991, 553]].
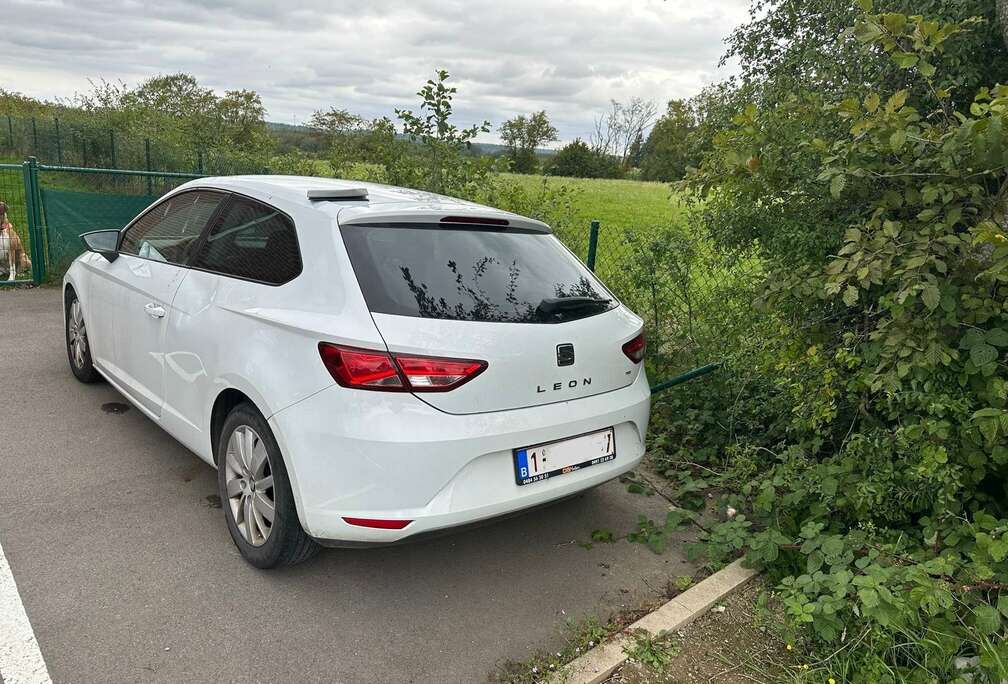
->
[[121, 191, 224, 264], [341, 224, 616, 323], [189, 197, 301, 284]]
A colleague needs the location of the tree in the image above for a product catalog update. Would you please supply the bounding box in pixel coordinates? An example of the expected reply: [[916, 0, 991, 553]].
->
[[308, 107, 393, 175], [723, 0, 1008, 112], [545, 138, 622, 179], [639, 99, 700, 181], [590, 98, 658, 168], [390, 69, 492, 194], [498, 111, 558, 173]]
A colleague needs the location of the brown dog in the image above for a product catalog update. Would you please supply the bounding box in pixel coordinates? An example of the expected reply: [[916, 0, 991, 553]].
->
[[0, 201, 31, 281]]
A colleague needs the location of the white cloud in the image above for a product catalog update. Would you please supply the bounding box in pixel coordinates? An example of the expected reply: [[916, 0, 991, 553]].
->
[[1, 0, 750, 144]]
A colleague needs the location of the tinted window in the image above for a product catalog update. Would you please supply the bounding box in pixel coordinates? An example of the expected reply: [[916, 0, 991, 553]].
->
[[190, 196, 301, 284], [121, 191, 224, 264], [341, 224, 615, 323]]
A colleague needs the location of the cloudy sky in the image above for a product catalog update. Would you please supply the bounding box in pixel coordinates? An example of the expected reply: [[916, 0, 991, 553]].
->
[[2, 0, 751, 145]]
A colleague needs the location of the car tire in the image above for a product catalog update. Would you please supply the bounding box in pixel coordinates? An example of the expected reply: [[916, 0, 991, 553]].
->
[[65, 288, 100, 383], [217, 403, 319, 568]]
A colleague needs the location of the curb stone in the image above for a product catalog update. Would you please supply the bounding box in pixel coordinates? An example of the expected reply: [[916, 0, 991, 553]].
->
[[553, 558, 759, 684]]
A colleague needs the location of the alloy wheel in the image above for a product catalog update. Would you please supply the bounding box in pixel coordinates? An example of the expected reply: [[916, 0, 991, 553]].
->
[[68, 300, 88, 369], [224, 425, 276, 547]]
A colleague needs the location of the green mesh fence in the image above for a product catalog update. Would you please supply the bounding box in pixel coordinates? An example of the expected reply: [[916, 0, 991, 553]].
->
[[36, 165, 202, 275], [0, 163, 39, 284]]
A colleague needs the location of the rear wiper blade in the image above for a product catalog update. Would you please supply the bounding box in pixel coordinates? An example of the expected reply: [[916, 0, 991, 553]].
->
[[535, 296, 612, 320]]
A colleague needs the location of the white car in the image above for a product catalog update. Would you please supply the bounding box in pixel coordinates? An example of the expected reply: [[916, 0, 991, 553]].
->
[[64, 176, 650, 568]]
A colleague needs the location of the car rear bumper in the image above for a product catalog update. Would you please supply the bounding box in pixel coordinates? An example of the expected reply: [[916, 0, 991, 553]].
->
[[268, 369, 651, 543]]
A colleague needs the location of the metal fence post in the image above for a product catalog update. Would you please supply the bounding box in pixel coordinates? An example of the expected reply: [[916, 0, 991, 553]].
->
[[197, 150, 204, 174], [31, 117, 38, 153], [82, 138, 88, 168], [144, 138, 153, 194], [54, 117, 62, 164], [109, 129, 116, 168], [5, 115, 12, 149], [22, 157, 44, 285], [586, 220, 600, 271]]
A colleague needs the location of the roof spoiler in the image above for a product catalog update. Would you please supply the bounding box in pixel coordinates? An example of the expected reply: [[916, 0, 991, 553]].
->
[[307, 188, 369, 201]]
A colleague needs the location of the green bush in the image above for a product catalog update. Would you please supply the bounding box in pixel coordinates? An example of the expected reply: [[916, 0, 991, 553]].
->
[[653, 5, 1008, 681]]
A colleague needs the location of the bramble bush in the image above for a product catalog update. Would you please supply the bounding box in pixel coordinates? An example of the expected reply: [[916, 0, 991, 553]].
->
[[649, 4, 1008, 681]]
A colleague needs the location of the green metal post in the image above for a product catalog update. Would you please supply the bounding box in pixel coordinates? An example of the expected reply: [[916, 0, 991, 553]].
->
[[109, 129, 116, 168], [82, 138, 88, 168], [31, 117, 38, 153], [197, 150, 204, 174], [22, 157, 44, 285], [649, 363, 720, 394], [5, 115, 12, 149], [54, 117, 62, 164], [586, 220, 600, 271], [144, 138, 153, 194]]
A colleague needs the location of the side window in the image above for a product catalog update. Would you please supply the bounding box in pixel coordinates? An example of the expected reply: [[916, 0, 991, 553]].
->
[[190, 197, 301, 285], [120, 191, 224, 265]]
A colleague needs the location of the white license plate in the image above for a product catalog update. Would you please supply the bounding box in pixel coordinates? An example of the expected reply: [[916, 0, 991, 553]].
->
[[513, 427, 616, 486]]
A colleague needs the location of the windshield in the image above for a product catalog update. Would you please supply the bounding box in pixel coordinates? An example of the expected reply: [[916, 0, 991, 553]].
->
[[340, 223, 617, 323]]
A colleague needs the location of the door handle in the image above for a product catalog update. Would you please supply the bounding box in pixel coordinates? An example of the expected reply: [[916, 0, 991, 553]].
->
[[144, 302, 166, 319]]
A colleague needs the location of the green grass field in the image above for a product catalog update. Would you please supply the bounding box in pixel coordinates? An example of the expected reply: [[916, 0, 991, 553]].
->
[[500, 173, 684, 234]]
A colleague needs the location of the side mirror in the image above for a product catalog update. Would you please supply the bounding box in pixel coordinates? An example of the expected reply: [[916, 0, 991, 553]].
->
[[80, 230, 120, 263]]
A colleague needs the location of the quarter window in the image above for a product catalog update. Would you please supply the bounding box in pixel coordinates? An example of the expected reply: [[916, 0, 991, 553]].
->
[[190, 197, 301, 285], [120, 191, 224, 264]]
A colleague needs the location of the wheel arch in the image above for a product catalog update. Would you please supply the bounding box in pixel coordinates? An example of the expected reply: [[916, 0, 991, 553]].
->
[[209, 387, 257, 466]]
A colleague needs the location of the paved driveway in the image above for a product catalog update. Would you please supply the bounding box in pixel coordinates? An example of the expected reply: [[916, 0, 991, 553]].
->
[[0, 287, 697, 684]]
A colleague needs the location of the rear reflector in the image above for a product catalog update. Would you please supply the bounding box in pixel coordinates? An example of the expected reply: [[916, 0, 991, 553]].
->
[[622, 331, 646, 363], [319, 343, 486, 392], [342, 517, 413, 530]]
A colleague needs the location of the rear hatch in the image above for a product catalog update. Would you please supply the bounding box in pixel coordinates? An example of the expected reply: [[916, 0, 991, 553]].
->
[[338, 215, 644, 415]]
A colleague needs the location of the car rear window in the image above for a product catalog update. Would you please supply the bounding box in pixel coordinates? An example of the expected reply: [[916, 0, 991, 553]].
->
[[340, 223, 616, 323]]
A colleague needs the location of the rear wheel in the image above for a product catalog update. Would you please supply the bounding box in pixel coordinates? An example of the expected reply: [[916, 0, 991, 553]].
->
[[65, 289, 100, 383], [217, 403, 319, 568]]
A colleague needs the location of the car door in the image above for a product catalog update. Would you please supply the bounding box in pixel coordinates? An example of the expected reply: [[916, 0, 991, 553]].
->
[[110, 190, 226, 417], [161, 194, 303, 459]]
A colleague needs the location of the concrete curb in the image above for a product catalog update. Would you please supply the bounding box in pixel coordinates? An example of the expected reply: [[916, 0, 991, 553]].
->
[[554, 558, 760, 684]]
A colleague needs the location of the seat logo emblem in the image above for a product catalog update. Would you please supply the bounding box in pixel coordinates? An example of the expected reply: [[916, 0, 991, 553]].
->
[[556, 343, 575, 367]]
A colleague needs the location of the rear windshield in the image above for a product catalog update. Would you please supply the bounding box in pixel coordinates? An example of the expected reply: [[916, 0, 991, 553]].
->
[[340, 223, 617, 323]]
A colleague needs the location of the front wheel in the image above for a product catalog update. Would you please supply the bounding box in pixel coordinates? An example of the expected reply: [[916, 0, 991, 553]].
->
[[217, 403, 319, 568], [65, 289, 100, 383]]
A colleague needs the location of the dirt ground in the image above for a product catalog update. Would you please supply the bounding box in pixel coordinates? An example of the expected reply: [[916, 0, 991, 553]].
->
[[605, 578, 798, 684]]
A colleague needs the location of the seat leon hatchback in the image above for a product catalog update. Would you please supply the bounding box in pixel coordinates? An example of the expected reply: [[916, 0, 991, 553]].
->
[[64, 176, 651, 567]]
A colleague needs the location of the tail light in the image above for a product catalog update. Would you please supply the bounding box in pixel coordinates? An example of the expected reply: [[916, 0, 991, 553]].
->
[[319, 343, 487, 392], [622, 331, 646, 363]]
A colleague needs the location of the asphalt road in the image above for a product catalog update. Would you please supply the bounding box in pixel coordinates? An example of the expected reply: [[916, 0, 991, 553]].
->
[[0, 287, 697, 684]]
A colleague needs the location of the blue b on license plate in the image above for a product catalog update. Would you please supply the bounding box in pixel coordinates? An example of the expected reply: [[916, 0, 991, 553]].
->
[[513, 427, 616, 486]]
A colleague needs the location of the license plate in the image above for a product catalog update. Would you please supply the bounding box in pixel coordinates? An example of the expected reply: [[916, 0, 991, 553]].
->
[[513, 427, 616, 486]]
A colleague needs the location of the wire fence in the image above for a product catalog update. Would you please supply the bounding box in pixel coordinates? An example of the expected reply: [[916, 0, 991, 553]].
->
[[0, 113, 266, 175], [0, 163, 38, 284], [551, 217, 763, 384]]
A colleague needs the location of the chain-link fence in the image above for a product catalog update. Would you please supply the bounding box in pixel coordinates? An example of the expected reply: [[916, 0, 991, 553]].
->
[[1, 114, 266, 175], [551, 217, 763, 386]]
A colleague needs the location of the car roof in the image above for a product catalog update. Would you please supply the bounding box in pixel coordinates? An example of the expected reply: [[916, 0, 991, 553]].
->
[[183, 175, 551, 233]]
